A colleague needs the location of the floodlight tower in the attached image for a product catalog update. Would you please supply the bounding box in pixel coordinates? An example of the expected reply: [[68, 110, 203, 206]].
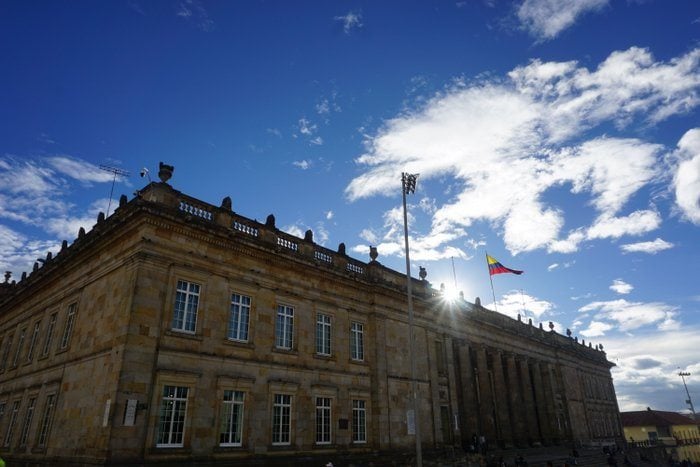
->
[[678, 371, 696, 419]]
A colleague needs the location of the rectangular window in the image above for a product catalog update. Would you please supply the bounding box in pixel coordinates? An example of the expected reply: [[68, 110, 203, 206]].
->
[[4, 400, 20, 447], [350, 322, 364, 361], [0, 334, 9, 371], [37, 394, 56, 448], [352, 399, 367, 443], [156, 385, 189, 447], [60, 303, 77, 349], [275, 305, 294, 350], [316, 313, 331, 356], [173, 280, 200, 333], [19, 396, 36, 446], [272, 394, 292, 445], [26, 321, 41, 363], [219, 390, 244, 446], [13, 328, 26, 366], [0, 402, 6, 430], [228, 293, 251, 342], [315, 397, 332, 444], [435, 340, 446, 375], [172, 280, 200, 333], [42, 313, 57, 357]]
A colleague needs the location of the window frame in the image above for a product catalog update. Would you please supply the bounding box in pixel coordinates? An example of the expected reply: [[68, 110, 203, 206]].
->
[[0, 333, 12, 371], [3, 399, 21, 447], [352, 399, 367, 444], [219, 389, 245, 447], [19, 395, 36, 447], [315, 313, 332, 356], [171, 280, 201, 334], [26, 321, 41, 363], [156, 385, 189, 448], [275, 305, 294, 350], [350, 321, 364, 362], [59, 302, 77, 350], [315, 396, 332, 445], [41, 313, 57, 358], [271, 393, 292, 446], [36, 393, 56, 448], [227, 293, 251, 342]]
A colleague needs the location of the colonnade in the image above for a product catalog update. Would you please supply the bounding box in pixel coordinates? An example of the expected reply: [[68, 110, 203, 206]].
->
[[455, 342, 570, 449]]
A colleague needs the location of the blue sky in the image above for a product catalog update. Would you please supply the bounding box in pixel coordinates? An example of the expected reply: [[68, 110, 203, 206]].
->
[[1, 0, 699, 414]]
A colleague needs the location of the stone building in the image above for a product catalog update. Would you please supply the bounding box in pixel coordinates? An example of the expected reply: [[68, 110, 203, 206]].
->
[[0, 166, 623, 465]]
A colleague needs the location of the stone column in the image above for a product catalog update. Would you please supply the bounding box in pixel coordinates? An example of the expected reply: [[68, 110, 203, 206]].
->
[[518, 357, 540, 445], [456, 343, 479, 448], [476, 347, 496, 443], [541, 362, 560, 443], [530, 360, 551, 444], [492, 351, 513, 447], [505, 353, 527, 446]]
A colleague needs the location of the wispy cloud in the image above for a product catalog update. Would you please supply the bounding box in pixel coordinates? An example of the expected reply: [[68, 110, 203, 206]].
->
[[579, 299, 679, 332], [346, 47, 700, 258], [335, 11, 363, 35], [610, 279, 633, 295], [176, 0, 214, 31], [0, 155, 124, 274], [517, 0, 609, 41], [293, 160, 311, 170], [620, 237, 674, 254]]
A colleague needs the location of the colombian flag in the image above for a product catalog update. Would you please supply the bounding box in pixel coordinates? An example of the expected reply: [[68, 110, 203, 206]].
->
[[487, 254, 523, 276]]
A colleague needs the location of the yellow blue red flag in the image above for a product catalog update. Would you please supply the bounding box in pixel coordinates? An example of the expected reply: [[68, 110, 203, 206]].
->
[[486, 254, 523, 276]]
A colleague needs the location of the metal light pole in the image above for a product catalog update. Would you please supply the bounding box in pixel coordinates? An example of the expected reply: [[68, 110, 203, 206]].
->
[[678, 371, 696, 419], [401, 172, 422, 467]]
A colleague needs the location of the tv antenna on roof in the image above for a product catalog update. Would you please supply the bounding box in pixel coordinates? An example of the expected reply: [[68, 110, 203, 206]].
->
[[99, 165, 130, 217]]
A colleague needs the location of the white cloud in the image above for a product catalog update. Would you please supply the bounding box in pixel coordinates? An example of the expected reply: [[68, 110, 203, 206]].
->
[[604, 328, 700, 411], [609, 279, 633, 295], [620, 238, 674, 254], [547, 263, 559, 271], [0, 225, 61, 276], [347, 47, 700, 258], [517, 0, 609, 41], [586, 210, 661, 240], [293, 160, 311, 170], [335, 11, 363, 34], [578, 299, 678, 332], [310, 136, 323, 146], [492, 290, 555, 321], [325, 211, 334, 220], [580, 320, 613, 337], [48, 156, 119, 184], [672, 128, 700, 224], [298, 118, 317, 136]]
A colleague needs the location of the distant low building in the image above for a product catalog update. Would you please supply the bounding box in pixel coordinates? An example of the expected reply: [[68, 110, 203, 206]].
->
[[622, 408, 700, 464], [0, 164, 623, 465]]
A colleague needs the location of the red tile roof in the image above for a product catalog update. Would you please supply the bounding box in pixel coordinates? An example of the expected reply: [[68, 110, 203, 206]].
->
[[621, 410, 698, 428]]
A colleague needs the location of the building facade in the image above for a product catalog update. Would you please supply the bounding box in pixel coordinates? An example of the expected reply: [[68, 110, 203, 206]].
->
[[0, 168, 623, 465], [622, 409, 700, 463]]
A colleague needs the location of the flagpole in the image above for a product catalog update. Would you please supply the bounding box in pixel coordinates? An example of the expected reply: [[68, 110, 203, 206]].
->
[[402, 172, 422, 467], [486, 252, 498, 312]]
